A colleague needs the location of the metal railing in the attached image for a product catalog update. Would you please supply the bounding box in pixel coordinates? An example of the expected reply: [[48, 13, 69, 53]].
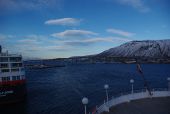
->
[[94, 88, 170, 114]]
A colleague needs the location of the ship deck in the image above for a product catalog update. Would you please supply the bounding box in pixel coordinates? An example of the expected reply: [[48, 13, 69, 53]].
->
[[102, 97, 170, 114]]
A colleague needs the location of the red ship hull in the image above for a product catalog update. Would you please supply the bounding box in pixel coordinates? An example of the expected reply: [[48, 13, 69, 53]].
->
[[0, 80, 27, 105]]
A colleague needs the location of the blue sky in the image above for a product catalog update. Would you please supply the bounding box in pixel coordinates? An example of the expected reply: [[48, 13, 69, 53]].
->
[[0, 0, 170, 59]]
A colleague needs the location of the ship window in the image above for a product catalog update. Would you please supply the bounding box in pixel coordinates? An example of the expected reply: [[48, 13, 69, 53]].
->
[[1, 69, 9, 72], [0, 57, 8, 62], [11, 63, 22, 67], [10, 57, 21, 62], [12, 76, 20, 80], [16, 76, 20, 80], [12, 76, 17, 81], [21, 75, 25, 79], [11, 68, 19, 72], [0, 63, 8, 68], [1, 77, 10, 81]]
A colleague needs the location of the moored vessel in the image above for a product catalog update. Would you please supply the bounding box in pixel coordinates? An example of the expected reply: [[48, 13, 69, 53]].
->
[[0, 46, 26, 104]]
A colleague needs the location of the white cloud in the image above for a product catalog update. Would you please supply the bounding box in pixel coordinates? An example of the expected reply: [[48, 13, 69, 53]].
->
[[16, 35, 50, 45], [23, 34, 48, 41], [61, 37, 132, 46], [51, 29, 98, 38], [18, 45, 67, 52], [0, 34, 15, 40], [18, 39, 40, 44], [15, 43, 69, 53], [62, 38, 110, 46], [0, 34, 6, 41], [14, 34, 71, 52], [114, 0, 150, 12], [107, 28, 135, 37], [45, 18, 81, 26], [44, 45, 70, 51], [108, 36, 132, 42], [0, 0, 62, 11], [1, 33, 133, 58]]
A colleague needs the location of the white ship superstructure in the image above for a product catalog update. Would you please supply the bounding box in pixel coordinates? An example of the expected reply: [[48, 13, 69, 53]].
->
[[0, 46, 26, 104]]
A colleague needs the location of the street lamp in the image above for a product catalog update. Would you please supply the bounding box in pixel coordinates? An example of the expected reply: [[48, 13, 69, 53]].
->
[[104, 84, 109, 102], [130, 79, 134, 94], [82, 97, 88, 114]]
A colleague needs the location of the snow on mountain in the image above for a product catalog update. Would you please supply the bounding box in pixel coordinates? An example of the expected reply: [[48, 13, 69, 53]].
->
[[98, 39, 170, 58]]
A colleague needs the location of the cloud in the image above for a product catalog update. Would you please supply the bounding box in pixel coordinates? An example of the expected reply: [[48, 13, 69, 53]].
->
[[13, 34, 56, 53], [24, 46, 66, 52], [51, 30, 98, 38], [0, 34, 6, 41], [0, 34, 15, 40], [62, 37, 132, 46], [108, 36, 132, 42], [0, 0, 62, 11], [15, 43, 69, 53], [45, 18, 81, 26], [1, 33, 133, 58], [16, 35, 50, 46], [0, 34, 15, 48], [14, 34, 71, 52], [44, 46, 70, 51], [62, 38, 108, 46], [107, 28, 135, 37], [114, 0, 150, 12], [18, 39, 40, 44], [23, 34, 48, 41]]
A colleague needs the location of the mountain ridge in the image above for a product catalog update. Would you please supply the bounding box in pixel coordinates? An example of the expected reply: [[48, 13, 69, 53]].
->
[[25, 39, 170, 63], [97, 39, 170, 58]]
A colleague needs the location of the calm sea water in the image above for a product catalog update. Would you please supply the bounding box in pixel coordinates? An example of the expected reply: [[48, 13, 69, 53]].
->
[[0, 63, 170, 114]]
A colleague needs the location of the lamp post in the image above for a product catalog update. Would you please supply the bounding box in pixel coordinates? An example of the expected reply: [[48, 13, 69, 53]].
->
[[104, 84, 109, 102], [167, 77, 170, 91], [130, 79, 134, 94], [82, 97, 88, 114]]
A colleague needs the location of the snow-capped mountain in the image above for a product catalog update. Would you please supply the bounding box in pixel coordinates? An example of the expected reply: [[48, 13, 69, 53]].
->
[[98, 39, 170, 58]]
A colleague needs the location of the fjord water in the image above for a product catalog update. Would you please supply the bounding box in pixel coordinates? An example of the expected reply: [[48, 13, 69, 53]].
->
[[0, 63, 170, 114]]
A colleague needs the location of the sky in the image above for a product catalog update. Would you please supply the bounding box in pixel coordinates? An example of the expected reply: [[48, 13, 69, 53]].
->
[[0, 0, 170, 59]]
